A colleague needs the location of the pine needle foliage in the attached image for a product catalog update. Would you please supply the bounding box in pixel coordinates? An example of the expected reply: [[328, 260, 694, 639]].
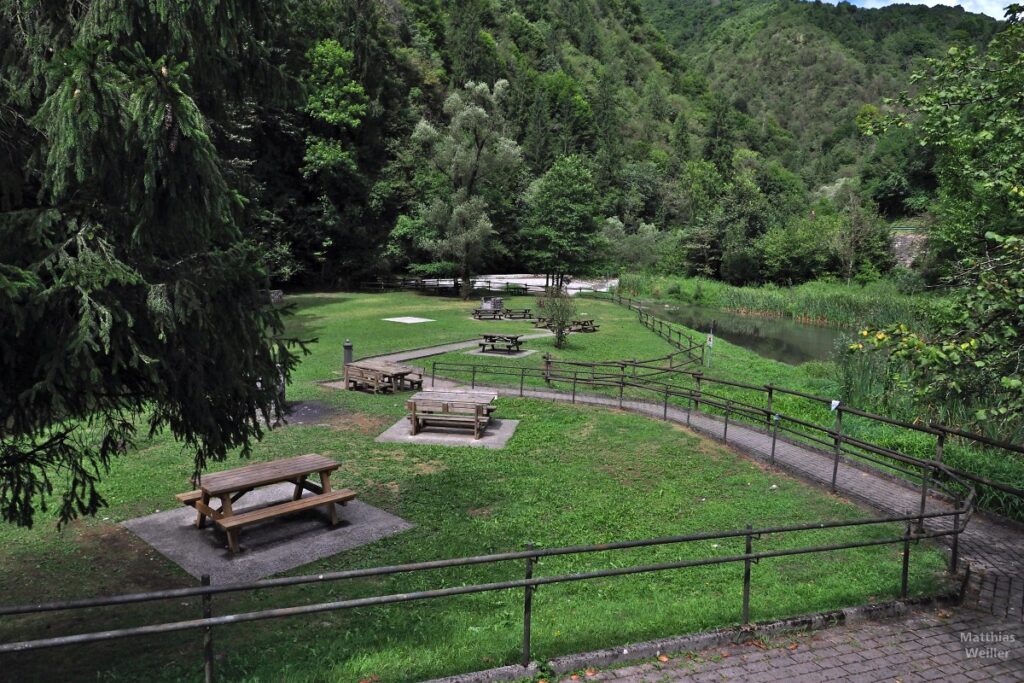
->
[[0, 0, 306, 527]]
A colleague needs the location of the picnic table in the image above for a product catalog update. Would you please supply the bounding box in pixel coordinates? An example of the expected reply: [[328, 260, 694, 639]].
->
[[479, 333, 523, 354], [569, 319, 600, 333], [502, 308, 532, 319], [406, 390, 497, 439], [176, 454, 356, 554], [344, 359, 423, 393], [473, 308, 505, 320]]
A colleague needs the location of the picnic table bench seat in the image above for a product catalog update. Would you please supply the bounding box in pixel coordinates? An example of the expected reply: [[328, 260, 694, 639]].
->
[[473, 308, 505, 320], [502, 308, 532, 319], [216, 488, 357, 531]]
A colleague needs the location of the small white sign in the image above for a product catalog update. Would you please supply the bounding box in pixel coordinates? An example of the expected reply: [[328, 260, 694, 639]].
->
[[383, 317, 435, 324], [706, 334, 714, 347]]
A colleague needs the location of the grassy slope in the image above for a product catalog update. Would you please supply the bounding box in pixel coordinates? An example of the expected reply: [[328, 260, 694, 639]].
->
[[0, 292, 947, 682]]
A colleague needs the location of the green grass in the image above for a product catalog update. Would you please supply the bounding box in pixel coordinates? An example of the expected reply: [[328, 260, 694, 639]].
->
[[616, 274, 944, 329], [0, 291, 951, 682]]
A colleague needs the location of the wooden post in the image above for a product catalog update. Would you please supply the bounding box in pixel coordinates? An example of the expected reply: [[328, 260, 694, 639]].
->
[[950, 496, 961, 574], [770, 414, 780, 465], [723, 400, 731, 442], [694, 373, 702, 413], [918, 430, 944, 533], [519, 367, 525, 397]]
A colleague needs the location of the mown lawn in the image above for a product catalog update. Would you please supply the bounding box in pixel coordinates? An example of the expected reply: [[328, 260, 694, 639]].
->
[[0, 291, 949, 682]]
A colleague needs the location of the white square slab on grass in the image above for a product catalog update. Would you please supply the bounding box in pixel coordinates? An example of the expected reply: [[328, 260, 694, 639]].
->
[[383, 316, 435, 324]]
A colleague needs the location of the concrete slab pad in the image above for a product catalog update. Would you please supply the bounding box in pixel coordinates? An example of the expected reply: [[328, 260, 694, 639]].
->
[[122, 484, 413, 584], [383, 316, 435, 324], [465, 348, 537, 359], [376, 416, 520, 449]]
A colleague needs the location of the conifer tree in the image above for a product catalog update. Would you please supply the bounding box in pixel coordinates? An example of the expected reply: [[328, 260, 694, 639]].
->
[[0, 0, 302, 526]]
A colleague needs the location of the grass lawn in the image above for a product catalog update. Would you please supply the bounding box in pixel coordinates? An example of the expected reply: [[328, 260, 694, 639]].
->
[[0, 291, 950, 682]]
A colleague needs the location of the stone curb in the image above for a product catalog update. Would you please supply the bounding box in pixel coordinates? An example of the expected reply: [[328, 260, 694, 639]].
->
[[422, 661, 539, 683], [419, 595, 958, 683]]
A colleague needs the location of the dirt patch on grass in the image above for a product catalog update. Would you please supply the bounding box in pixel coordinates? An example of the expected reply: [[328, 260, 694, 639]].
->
[[1, 523, 186, 602], [325, 411, 392, 435], [468, 507, 493, 518], [413, 460, 447, 475]]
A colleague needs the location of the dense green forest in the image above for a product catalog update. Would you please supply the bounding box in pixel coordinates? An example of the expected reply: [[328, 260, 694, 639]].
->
[[6, 0, 976, 292], [642, 0, 998, 188], [1, 0, 1022, 520]]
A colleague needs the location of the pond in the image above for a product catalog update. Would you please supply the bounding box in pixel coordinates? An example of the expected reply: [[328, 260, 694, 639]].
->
[[650, 302, 848, 366]]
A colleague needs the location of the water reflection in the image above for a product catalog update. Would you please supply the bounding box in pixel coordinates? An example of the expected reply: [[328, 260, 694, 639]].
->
[[653, 303, 846, 366]]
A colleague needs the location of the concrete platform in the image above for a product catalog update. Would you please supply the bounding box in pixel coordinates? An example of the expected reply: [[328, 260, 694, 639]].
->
[[122, 484, 413, 584], [375, 416, 519, 449], [465, 348, 537, 359]]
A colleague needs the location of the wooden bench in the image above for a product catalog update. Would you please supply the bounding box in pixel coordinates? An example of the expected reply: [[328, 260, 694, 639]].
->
[[473, 308, 504, 320], [216, 488, 357, 532], [406, 390, 497, 440], [344, 364, 391, 393], [408, 401, 490, 439], [503, 308, 532, 319]]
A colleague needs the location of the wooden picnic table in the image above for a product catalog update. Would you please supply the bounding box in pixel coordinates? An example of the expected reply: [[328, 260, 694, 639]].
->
[[502, 308, 532, 319], [344, 359, 423, 393], [176, 454, 356, 553], [479, 333, 523, 354], [570, 319, 600, 333], [473, 308, 505, 320], [406, 390, 497, 439]]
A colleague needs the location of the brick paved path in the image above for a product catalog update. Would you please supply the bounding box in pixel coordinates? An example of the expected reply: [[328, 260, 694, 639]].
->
[[364, 344, 1024, 681]]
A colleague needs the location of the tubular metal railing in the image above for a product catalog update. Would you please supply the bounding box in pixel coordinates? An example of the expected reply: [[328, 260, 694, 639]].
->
[[0, 508, 970, 681], [6, 282, 1019, 679], [429, 357, 1024, 507]]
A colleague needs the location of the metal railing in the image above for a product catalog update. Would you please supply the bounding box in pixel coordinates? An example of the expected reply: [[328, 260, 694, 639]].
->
[[0, 508, 970, 681], [428, 357, 1024, 517]]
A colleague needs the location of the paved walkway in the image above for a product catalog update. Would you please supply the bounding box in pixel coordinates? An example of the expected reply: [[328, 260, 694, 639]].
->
[[356, 342, 1024, 681]]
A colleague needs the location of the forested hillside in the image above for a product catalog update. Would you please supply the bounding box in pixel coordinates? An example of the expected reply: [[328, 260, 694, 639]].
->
[[0, 0, 1010, 293], [642, 0, 998, 187]]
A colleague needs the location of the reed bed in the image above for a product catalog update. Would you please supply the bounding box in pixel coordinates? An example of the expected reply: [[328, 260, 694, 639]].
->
[[617, 274, 944, 330]]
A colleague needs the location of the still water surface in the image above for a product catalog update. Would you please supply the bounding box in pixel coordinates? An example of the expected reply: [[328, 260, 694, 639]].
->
[[651, 303, 847, 366]]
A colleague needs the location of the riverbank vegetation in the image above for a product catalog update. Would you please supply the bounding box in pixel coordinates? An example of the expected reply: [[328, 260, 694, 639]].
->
[[615, 273, 943, 330]]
